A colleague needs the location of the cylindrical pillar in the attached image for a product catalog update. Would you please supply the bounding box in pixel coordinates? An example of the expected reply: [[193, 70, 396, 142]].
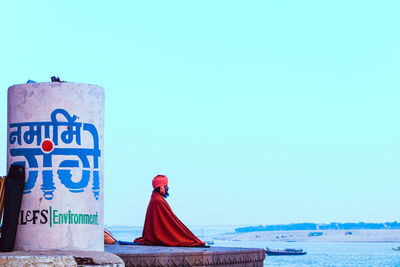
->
[[7, 82, 104, 251]]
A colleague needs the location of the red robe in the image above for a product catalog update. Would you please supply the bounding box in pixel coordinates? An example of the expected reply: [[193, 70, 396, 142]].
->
[[134, 192, 205, 247]]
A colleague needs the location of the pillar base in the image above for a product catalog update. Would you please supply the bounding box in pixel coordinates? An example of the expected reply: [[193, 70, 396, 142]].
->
[[0, 250, 124, 266]]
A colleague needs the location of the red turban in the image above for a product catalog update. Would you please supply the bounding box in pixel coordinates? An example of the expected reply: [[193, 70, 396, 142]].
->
[[152, 175, 168, 195]]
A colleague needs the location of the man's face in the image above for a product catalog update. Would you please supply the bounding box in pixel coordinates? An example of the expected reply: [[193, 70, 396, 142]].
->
[[164, 185, 169, 198]]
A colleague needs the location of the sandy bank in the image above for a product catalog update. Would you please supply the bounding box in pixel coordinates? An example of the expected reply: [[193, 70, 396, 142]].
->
[[214, 230, 400, 242]]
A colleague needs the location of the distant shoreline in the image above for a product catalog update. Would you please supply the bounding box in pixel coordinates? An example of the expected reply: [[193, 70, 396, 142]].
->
[[214, 229, 400, 243]]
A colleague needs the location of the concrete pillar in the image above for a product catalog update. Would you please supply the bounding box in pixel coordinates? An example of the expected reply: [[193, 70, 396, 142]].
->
[[7, 82, 104, 251]]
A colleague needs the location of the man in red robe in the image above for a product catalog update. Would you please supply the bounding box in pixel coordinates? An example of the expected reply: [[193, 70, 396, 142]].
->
[[134, 175, 206, 247]]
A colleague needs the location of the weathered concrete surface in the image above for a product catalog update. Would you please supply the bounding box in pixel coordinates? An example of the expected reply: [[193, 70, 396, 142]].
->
[[105, 244, 265, 267], [0, 250, 124, 266]]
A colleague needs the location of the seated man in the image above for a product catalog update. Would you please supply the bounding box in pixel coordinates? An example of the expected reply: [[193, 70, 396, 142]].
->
[[134, 175, 205, 247]]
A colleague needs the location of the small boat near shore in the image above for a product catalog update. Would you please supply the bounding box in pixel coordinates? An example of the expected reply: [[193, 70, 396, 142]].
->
[[392, 247, 400, 251], [266, 247, 307, 256]]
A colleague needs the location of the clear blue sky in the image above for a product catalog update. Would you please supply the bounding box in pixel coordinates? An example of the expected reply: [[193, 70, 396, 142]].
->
[[1, 1, 399, 226]]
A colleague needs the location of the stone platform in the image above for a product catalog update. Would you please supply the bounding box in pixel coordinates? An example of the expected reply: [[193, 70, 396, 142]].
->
[[105, 243, 265, 267], [0, 250, 124, 266]]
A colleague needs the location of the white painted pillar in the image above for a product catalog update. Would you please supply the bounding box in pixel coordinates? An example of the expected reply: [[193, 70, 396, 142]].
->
[[7, 82, 104, 251]]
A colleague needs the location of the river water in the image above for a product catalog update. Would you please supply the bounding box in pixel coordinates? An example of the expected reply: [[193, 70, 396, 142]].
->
[[108, 226, 400, 266], [215, 240, 400, 266]]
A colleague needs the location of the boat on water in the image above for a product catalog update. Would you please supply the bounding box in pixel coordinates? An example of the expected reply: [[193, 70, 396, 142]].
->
[[266, 247, 307, 256], [392, 247, 400, 251]]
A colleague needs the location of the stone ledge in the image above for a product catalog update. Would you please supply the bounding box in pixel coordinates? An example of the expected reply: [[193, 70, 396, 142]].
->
[[0, 250, 124, 266], [105, 244, 265, 267]]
